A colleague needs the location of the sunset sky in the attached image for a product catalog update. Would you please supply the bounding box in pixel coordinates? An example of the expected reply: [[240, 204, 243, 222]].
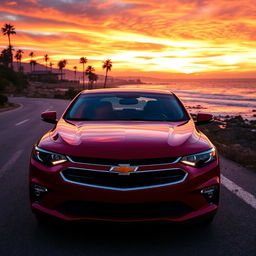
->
[[0, 0, 256, 79]]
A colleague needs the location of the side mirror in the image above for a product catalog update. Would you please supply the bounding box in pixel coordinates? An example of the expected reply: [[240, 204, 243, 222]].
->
[[41, 111, 57, 124], [195, 113, 214, 125]]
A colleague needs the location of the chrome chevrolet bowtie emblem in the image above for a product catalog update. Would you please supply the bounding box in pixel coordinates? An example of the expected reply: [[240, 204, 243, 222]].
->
[[109, 164, 138, 175]]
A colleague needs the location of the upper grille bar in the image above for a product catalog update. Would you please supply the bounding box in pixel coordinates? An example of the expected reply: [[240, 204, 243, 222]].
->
[[66, 155, 181, 166]]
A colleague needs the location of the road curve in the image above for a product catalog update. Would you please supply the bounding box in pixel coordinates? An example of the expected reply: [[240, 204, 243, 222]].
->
[[0, 97, 255, 256]]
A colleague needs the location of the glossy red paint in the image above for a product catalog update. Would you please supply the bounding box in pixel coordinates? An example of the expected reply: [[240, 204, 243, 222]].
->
[[196, 113, 214, 125], [38, 119, 212, 159], [41, 111, 57, 123], [29, 89, 220, 223]]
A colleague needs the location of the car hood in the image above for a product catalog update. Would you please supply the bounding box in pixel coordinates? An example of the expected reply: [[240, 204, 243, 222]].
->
[[38, 119, 211, 159]]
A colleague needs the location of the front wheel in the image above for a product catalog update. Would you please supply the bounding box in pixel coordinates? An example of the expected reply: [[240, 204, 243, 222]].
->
[[199, 215, 215, 226], [34, 212, 51, 224]]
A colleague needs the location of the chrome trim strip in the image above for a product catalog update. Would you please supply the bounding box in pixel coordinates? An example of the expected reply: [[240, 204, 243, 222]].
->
[[35, 146, 64, 155], [59, 168, 188, 191], [36, 146, 182, 167], [180, 148, 215, 161], [188, 148, 215, 156], [63, 166, 185, 174], [63, 166, 108, 173], [66, 155, 182, 167]]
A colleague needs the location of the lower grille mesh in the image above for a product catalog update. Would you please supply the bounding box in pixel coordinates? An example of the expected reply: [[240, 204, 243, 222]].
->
[[58, 201, 192, 219]]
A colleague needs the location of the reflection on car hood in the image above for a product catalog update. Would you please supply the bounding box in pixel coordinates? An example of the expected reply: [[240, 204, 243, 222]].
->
[[38, 119, 211, 159]]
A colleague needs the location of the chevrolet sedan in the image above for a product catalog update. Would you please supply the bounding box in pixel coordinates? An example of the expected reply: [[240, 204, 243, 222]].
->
[[29, 88, 220, 224]]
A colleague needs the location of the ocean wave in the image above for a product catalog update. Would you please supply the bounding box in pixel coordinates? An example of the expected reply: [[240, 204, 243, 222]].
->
[[175, 91, 256, 102], [181, 98, 256, 108]]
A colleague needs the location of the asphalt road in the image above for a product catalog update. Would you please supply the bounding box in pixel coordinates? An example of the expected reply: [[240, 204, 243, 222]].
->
[[0, 97, 255, 256]]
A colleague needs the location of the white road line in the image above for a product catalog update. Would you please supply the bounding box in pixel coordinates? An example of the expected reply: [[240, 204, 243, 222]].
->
[[0, 149, 24, 179], [15, 119, 29, 126], [221, 174, 256, 210]]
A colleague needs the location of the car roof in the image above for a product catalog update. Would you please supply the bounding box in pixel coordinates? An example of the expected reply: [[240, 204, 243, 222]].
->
[[80, 88, 173, 95]]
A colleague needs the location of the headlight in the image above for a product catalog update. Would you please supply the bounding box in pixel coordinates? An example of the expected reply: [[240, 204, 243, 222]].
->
[[180, 148, 217, 167], [32, 146, 67, 166]]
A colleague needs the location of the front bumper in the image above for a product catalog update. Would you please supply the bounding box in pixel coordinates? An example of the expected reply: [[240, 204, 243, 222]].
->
[[29, 158, 220, 222]]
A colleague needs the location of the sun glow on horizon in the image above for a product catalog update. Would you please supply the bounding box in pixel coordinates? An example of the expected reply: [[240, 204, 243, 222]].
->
[[0, 0, 256, 78]]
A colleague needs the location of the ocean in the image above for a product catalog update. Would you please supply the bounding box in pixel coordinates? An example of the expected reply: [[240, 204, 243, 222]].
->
[[120, 79, 256, 120]]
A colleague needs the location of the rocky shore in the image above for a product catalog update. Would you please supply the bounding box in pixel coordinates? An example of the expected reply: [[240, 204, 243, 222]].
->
[[199, 115, 256, 171]]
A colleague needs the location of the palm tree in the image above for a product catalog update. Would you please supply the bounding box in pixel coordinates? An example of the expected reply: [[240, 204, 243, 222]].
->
[[44, 54, 49, 70], [0, 48, 11, 67], [91, 73, 98, 89], [58, 59, 67, 80], [14, 49, 23, 72], [29, 52, 35, 72], [1, 23, 16, 69], [30, 60, 37, 72], [1, 46, 14, 68], [29, 51, 35, 61], [49, 62, 54, 72], [18, 49, 23, 71], [85, 65, 95, 90], [73, 66, 77, 81], [102, 59, 112, 88], [80, 57, 87, 89], [14, 52, 19, 69]]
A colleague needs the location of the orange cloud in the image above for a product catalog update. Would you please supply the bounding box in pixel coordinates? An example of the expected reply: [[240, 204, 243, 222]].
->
[[0, 0, 255, 78]]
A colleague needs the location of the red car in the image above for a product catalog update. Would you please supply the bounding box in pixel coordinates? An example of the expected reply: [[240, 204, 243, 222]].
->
[[29, 89, 220, 224]]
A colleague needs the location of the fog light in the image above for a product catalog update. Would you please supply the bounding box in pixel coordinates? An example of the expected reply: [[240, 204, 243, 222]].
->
[[201, 185, 219, 205], [30, 183, 48, 203]]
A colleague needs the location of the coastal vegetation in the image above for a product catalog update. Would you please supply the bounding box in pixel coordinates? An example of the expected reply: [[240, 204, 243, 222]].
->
[[0, 23, 114, 99]]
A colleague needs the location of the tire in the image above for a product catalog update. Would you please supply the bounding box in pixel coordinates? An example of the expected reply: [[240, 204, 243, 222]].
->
[[34, 212, 55, 225], [199, 215, 215, 226]]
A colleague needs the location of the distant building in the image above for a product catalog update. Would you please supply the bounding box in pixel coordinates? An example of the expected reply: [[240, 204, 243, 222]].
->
[[28, 70, 62, 83]]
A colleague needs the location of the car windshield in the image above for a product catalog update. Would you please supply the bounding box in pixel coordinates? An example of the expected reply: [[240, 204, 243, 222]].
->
[[64, 92, 188, 122]]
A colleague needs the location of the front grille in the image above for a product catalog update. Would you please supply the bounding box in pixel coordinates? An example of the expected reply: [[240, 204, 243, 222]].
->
[[61, 168, 187, 189], [58, 201, 192, 219], [68, 156, 179, 165]]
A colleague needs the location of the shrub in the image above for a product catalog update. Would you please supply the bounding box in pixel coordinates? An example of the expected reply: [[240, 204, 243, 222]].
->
[[0, 78, 10, 92], [0, 65, 28, 92], [0, 94, 8, 106], [65, 88, 78, 99]]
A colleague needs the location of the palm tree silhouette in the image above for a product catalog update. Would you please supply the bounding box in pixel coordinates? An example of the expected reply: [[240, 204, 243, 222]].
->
[[30, 60, 37, 72], [1, 23, 16, 69], [29, 51, 35, 61], [91, 73, 98, 89], [85, 65, 95, 90], [44, 54, 49, 70], [58, 59, 67, 80], [15, 49, 24, 72], [102, 59, 112, 88], [73, 66, 77, 81], [14, 52, 19, 69], [0, 48, 11, 67], [80, 57, 87, 89], [29, 52, 35, 72]]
